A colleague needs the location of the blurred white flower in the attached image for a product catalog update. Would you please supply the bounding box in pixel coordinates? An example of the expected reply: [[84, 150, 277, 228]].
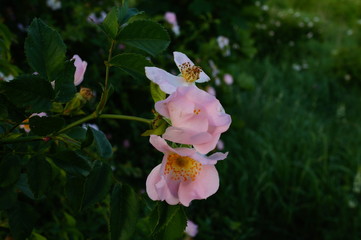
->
[[298, 22, 305, 28], [307, 21, 314, 28], [0, 72, 14, 82], [87, 11, 106, 24], [255, 1, 261, 7], [215, 77, 221, 86], [307, 32, 313, 39], [261, 5, 269, 11], [82, 123, 99, 131], [208, 60, 220, 77], [313, 16, 320, 22], [294, 12, 300, 17], [292, 64, 301, 71], [269, 31, 275, 37], [46, 0, 61, 10], [217, 36, 230, 56], [344, 74, 351, 81], [347, 29, 353, 36]]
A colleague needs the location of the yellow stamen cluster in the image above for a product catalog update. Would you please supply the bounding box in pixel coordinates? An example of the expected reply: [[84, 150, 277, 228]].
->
[[165, 153, 202, 181], [193, 109, 201, 115], [179, 62, 202, 83]]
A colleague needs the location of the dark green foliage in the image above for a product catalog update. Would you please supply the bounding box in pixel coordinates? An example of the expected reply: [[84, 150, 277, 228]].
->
[[110, 53, 153, 80], [29, 116, 65, 135]]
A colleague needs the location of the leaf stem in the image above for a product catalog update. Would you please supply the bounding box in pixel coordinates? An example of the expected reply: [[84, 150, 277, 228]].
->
[[99, 114, 152, 124], [96, 40, 115, 114], [0, 136, 44, 144]]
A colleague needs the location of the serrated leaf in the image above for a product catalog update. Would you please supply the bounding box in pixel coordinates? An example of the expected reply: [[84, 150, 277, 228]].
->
[[51, 150, 91, 176], [118, 1, 143, 25], [29, 116, 65, 136], [8, 202, 39, 240], [100, 8, 119, 40], [110, 53, 153, 80], [110, 183, 139, 240], [25, 18, 66, 81], [2, 74, 54, 112], [151, 203, 187, 240], [54, 60, 76, 102], [118, 20, 170, 56], [81, 161, 112, 210], [27, 156, 52, 198], [0, 154, 21, 188], [150, 82, 166, 103], [89, 127, 113, 158]]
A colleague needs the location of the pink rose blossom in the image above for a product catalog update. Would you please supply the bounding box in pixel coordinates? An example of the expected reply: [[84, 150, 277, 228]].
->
[[223, 73, 234, 85], [155, 85, 231, 154], [145, 52, 210, 94], [146, 135, 228, 206], [71, 55, 87, 86], [185, 220, 198, 237]]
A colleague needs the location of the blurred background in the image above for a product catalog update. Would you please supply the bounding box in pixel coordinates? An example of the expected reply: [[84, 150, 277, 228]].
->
[[2, 0, 361, 239]]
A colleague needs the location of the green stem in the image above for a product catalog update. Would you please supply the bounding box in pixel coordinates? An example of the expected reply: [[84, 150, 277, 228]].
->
[[0, 136, 44, 145], [99, 114, 152, 124], [57, 112, 97, 134], [96, 40, 115, 114]]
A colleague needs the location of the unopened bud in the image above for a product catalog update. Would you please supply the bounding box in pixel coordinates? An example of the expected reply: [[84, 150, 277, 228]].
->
[[80, 87, 93, 101]]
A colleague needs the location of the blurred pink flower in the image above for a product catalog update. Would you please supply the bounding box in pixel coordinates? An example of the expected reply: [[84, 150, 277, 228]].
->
[[223, 74, 233, 85], [216, 139, 225, 150], [185, 220, 198, 237], [146, 135, 228, 206], [145, 52, 210, 94], [155, 85, 231, 154], [164, 12, 178, 25], [206, 86, 216, 96], [71, 55, 87, 86], [19, 112, 47, 133]]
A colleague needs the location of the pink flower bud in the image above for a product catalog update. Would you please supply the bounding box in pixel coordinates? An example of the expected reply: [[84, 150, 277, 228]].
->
[[223, 74, 234, 85]]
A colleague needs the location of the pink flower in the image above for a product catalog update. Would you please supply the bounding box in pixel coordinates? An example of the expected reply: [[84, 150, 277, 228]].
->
[[145, 52, 210, 94], [223, 73, 233, 85], [146, 135, 228, 206], [71, 55, 87, 86], [185, 220, 198, 237], [164, 12, 177, 25], [155, 85, 231, 154]]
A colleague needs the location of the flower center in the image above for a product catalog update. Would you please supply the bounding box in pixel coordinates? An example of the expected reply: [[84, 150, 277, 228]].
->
[[165, 153, 202, 181], [179, 62, 202, 83], [193, 109, 201, 115]]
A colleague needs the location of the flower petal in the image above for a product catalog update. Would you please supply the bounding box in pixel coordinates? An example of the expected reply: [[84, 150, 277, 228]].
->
[[149, 135, 173, 154], [145, 67, 184, 94], [193, 133, 221, 154], [163, 127, 213, 145], [72, 54, 87, 86], [195, 70, 210, 83], [192, 151, 228, 165], [178, 165, 219, 206], [173, 51, 195, 71], [146, 164, 162, 200]]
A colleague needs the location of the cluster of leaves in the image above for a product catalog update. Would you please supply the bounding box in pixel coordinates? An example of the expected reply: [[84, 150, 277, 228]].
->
[[0, 3, 190, 240]]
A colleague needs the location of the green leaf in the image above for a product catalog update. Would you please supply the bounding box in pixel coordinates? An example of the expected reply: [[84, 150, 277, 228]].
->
[[89, 127, 113, 159], [110, 53, 153, 80], [0, 154, 21, 188], [32, 232, 48, 240], [81, 161, 112, 210], [29, 116, 65, 136], [100, 8, 119, 40], [25, 18, 66, 81], [51, 150, 91, 176], [141, 119, 167, 137], [110, 183, 139, 240], [2, 74, 54, 112], [54, 60, 76, 102], [16, 174, 35, 200], [118, 1, 143, 25], [151, 203, 187, 240], [8, 202, 39, 240], [118, 20, 170, 56], [0, 96, 8, 120], [26, 156, 52, 198], [0, 187, 16, 210], [65, 174, 85, 211], [150, 82, 166, 103]]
